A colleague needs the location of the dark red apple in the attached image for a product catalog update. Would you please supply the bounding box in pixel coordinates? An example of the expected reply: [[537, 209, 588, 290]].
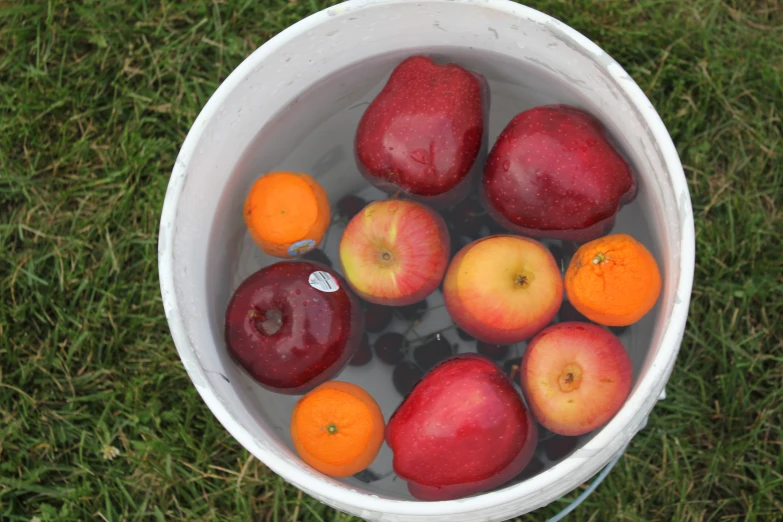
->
[[386, 354, 538, 500], [482, 105, 636, 241], [355, 55, 489, 207], [224, 261, 363, 394]]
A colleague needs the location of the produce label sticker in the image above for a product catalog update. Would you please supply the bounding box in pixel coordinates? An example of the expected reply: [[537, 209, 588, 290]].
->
[[288, 239, 316, 256], [309, 271, 340, 292]]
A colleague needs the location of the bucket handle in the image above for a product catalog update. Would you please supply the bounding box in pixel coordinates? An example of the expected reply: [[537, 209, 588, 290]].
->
[[546, 440, 628, 522], [547, 386, 667, 521]]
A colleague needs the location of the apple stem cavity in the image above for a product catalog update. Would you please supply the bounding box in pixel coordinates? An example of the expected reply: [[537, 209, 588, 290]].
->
[[253, 308, 284, 337], [558, 363, 583, 393], [377, 247, 397, 267], [514, 273, 531, 289]]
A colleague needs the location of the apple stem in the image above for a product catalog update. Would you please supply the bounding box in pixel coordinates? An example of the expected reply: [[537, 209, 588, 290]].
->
[[253, 308, 284, 336], [508, 364, 519, 382]]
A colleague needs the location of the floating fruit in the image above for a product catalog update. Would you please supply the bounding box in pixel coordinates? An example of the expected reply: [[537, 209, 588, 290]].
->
[[521, 322, 632, 436], [291, 381, 384, 477], [565, 233, 661, 326], [244, 171, 330, 258]]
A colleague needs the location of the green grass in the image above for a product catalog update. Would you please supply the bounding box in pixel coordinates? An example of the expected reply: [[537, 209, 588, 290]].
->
[[1, 0, 781, 520]]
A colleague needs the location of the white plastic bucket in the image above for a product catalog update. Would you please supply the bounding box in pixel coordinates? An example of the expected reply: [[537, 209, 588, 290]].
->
[[158, 1, 695, 520]]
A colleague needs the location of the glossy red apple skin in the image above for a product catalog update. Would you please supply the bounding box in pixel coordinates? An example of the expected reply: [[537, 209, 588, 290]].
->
[[224, 261, 363, 395], [482, 104, 636, 241], [355, 55, 489, 208], [386, 354, 538, 500]]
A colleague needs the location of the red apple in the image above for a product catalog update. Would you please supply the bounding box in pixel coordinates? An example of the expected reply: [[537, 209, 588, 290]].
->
[[339, 199, 450, 306], [482, 105, 636, 241], [224, 261, 363, 394], [521, 322, 632, 436], [443, 235, 563, 344], [355, 55, 489, 207], [386, 354, 538, 500]]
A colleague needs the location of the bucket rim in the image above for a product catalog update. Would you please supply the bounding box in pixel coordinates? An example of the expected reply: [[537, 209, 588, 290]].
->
[[158, 0, 696, 517]]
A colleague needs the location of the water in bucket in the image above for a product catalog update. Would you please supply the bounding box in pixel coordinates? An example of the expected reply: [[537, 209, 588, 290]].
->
[[215, 47, 663, 499]]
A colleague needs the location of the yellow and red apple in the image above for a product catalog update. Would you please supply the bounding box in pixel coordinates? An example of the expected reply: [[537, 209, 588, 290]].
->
[[520, 322, 632, 436], [339, 199, 450, 306], [443, 235, 562, 344]]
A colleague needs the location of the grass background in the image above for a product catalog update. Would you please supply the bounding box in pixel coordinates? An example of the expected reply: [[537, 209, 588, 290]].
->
[[1, 0, 781, 520]]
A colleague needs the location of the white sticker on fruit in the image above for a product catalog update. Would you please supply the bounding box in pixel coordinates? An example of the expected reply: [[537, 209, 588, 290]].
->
[[309, 271, 340, 292], [288, 239, 316, 257]]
